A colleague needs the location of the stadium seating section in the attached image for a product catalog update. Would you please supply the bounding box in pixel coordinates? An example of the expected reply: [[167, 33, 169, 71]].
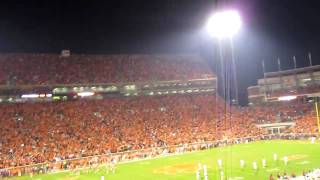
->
[[0, 53, 317, 170], [0, 53, 213, 85]]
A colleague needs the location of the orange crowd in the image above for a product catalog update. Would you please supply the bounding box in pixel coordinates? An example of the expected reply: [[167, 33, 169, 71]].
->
[[290, 111, 318, 133], [241, 100, 313, 124], [0, 94, 264, 169], [1, 94, 317, 170], [0, 53, 318, 172], [0, 53, 213, 85]]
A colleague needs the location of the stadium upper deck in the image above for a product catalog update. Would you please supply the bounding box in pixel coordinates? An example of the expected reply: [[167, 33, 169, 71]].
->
[[248, 65, 320, 104], [0, 52, 217, 103], [0, 53, 214, 86]]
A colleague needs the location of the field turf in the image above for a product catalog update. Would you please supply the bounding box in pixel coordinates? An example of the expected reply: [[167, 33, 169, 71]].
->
[[11, 140, 320, 180]]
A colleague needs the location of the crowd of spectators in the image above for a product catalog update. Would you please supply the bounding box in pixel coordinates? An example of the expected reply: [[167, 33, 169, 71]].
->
[[289, 111, 318, 134], [0, 94, 263, 169], [238, 99, 318, 134], [241, 100, 313, 124], [239, 100, 318, 134], [0, 53, 213, 85], [0, 52, 318, 176]]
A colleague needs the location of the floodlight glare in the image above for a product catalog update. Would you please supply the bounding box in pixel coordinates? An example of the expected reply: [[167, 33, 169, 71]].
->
[[77, 92, 94, 97], [206, 10, 241, 38], [21, 94, 39, 98], [278, 95, 297, 101]]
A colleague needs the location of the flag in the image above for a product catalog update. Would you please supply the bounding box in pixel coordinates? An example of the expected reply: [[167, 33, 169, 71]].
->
[[293, 56, 297, 69], [308, 52, 312, 66], [262, 60, 266, 74], [277, 57, 281, 71]]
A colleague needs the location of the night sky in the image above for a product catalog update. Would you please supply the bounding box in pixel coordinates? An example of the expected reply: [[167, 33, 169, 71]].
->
[[0, 0, 320, 104]]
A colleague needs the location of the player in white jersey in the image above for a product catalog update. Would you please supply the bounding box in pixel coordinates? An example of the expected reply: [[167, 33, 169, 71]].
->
[[273, 153, 278, 161], [252, 161, 258, 171], [217, 159, 223, 169], [240, 160, 245, 169], [220, 170, 225, 180], [196, 169, 201, 180], [283, 156, 288, 166], [311, 137, 316, 144], [203, 165, 208, 180], [198, 163, 202, 171], [110, 159, 117, 174], [262, 159, 266, 168]]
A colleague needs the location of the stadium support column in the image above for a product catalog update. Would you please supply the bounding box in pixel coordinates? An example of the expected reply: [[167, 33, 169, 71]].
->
[[315, 99, 320, 135]]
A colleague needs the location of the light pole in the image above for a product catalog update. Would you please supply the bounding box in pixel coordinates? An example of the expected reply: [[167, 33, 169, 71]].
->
[[206, 10, 241, 104], [206, 10, 242, 177]]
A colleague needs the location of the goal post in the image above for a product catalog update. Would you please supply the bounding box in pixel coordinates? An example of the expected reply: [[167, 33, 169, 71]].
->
[[315, 101, 320, 135]]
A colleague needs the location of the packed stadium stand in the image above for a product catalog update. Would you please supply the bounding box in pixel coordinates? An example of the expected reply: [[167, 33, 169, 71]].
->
[[0, 94, 265, 169], [0, 53, 213, 85], [241, 100, 313, 124], [0, 53, 319, 177], [290, 111, 318, 133], [247, 65, 320, 104]]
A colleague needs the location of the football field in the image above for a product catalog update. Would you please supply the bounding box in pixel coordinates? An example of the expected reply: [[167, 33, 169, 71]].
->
[[11, 140, 320, 180]]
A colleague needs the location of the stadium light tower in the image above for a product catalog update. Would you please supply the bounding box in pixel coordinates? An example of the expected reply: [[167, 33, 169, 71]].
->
[[206, 10, 241, 39], [206, 10, 242, 104]]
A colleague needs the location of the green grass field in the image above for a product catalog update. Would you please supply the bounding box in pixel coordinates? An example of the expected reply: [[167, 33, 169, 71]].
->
[[11, 140, 320, 180]]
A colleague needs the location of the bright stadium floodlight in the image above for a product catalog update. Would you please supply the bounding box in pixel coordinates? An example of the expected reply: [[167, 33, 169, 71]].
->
[[77, 92, 94, 97], [21, 94, 39, 98], [206, 10, 242, 39], [278, 95, 297, 101]]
